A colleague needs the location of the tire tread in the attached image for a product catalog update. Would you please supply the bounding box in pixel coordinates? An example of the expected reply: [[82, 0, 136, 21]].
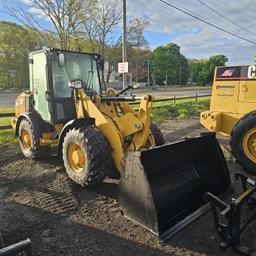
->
[[230, 111, 256, 174], [62, 126, 111, 186]]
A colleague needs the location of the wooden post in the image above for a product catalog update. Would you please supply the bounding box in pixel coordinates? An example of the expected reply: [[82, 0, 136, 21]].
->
[[122, 0, 128, 89]]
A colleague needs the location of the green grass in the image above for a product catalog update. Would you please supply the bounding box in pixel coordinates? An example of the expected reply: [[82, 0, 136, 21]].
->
[[0, 108, 15, 113], [152, 98, 210, 122], [0, 107, 17, 145], [0, 130, 17, 145], [0, 107, 15, 126]]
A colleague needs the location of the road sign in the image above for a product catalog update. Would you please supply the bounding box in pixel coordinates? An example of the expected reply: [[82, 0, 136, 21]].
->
[[118, 62, 128, 73], [8, 69, 15, 78]]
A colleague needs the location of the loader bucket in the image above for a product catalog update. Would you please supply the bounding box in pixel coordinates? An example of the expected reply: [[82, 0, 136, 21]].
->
[[119, 133, 230, 240]]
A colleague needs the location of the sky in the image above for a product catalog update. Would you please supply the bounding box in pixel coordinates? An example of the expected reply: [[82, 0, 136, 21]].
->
[[0, 0, 256, 65], [128, 0, 256, 65]]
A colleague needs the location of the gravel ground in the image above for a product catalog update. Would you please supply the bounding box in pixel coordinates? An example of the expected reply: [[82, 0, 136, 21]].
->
[[0, 115, 255, 256]]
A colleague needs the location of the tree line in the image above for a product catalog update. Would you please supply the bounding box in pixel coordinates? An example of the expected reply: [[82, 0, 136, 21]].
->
[[0, 0, 228, 89]]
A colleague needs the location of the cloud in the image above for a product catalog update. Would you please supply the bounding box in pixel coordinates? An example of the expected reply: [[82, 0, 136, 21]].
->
[[11, 0, 256, 65], [19, 0, 32, 5], [28, 7, 50, 20], [128, 0, 256, 65]]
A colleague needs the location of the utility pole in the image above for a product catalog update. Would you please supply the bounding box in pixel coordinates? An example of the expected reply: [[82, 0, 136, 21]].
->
[[179, 64, 182, 86], [147, 59, 150, 86], [122, 0, 128, 89]]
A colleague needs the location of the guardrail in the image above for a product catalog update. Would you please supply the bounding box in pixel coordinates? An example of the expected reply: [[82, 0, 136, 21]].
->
[[0, 112, 13, 130], [130, 93, 211, 106], [0, 94, 211, 131]]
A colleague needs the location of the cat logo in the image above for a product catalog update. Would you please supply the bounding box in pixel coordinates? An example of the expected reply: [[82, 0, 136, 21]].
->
[[247, 65, 256, 79]]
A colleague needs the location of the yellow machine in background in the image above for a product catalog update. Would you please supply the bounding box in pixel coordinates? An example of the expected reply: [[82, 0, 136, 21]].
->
[[201, 65, 256, 174]]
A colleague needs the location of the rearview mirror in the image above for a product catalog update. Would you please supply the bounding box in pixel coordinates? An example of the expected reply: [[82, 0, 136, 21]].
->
[[68, 80, 83, 89], [58, 53, 66, 68]]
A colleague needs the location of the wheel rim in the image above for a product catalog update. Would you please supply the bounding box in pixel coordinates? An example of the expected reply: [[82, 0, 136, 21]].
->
[[67, 143, 85, 173], [21, 129, 31, 150], [243, 128, 256, 162]]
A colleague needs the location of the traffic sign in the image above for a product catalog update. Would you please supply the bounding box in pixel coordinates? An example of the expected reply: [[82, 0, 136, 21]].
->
[[118, 62, 129, 73], [8, 69, 15, 78]]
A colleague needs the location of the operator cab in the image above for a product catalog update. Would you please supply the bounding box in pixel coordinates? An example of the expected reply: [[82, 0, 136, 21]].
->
[[29, 48, 103, 125]]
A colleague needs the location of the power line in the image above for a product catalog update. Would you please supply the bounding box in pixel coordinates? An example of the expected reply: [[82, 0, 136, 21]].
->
[[197, 0, 256, 37], [210, 1, 256, 21], [232, 1, 256, 19], [158, 0, 256, 46]]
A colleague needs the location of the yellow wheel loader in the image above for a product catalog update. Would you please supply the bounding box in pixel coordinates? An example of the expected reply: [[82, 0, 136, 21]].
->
[[11, 48, 230, 239], [201, 65, 256, 174]]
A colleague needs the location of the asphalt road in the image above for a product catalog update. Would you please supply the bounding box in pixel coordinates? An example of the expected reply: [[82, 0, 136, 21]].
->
[[0, 91, 21, 108], [0, 88, 212, 108]]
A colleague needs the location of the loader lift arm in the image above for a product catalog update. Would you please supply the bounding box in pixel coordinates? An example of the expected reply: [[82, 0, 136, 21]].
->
[[72, 85, 155, 173]]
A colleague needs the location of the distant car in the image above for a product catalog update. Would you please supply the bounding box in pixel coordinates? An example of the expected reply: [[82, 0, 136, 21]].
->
[[129, 82, 140, 88]]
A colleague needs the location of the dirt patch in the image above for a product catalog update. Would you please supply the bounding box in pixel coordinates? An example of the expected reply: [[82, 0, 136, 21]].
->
[[0, 115, 255, 255]]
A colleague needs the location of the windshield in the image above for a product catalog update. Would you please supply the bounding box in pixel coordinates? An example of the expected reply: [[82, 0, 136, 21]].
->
[[52, 52, 101, 98]]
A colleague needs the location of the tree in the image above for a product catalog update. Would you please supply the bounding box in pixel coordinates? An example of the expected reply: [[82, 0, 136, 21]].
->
[[189, 55, 228, 85], [129, 48, 151, 82], [104, 45, 122, 83], [208, 55, 228, 81], [151, 43, 189, 86], [127, 16, 149, 82], [80, 0, 121, 82], [188, 59, 207, 85], [0, 21, 39, 89], [127, 16, 149, 48], [88, 0, 121, 56], [4, 0, 86, 50], [3, 0, 122, 82]]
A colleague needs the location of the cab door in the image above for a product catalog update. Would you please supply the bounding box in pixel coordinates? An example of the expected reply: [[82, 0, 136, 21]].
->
[[30, 51, 52, 123]]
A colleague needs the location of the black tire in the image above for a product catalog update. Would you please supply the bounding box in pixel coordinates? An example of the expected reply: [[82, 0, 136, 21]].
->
[[107, 159, 120, 179], [230, 111, 256, 174], [150, 122, 165, 146], [62, 126, 111, 186], [18, 119, 48, 159]]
